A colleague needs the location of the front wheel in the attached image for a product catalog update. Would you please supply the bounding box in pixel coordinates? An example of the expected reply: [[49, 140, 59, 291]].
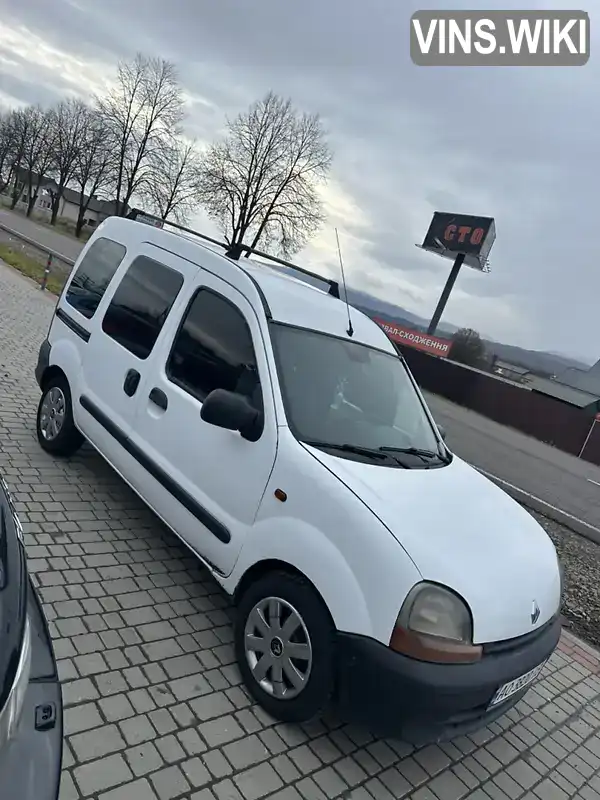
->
[[36, 375, 84, 457], [234, 571, 335, 723]]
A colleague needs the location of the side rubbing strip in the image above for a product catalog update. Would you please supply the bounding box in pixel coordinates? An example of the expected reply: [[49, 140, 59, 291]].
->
[[55, 308, 91, 342], [79, 395, 231, 544]]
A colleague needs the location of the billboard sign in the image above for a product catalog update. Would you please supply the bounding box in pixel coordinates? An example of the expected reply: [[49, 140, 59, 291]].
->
[[375, 318, 451, 357], [419, 211, 496, 271]]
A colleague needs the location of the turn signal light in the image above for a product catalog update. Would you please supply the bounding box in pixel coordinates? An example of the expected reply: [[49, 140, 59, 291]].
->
[[389, 625, 483, 664]]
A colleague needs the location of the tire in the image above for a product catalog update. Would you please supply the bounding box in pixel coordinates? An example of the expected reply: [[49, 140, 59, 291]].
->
[[235, 571, 335, 723], [36, 374, 84, 457]]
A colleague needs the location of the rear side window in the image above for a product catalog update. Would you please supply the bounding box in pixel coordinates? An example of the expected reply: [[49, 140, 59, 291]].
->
[[65, 237, 127, 319], [167, 289, 262, 408], [102, 256, 184, 360]]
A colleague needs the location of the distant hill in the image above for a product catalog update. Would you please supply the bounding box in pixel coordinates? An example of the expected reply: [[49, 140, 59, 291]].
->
[[345, 288, 591, 376], [265, 262, 593, 377]]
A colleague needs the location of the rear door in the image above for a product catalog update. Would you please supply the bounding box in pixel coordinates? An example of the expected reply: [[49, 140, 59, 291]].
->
[[129, 268, 278, 576], [78, 244, 197, 471], [53, 234, 128, 392]]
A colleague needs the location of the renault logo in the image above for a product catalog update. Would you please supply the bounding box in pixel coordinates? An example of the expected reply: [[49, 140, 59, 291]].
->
[[531, 601, 540, 625]]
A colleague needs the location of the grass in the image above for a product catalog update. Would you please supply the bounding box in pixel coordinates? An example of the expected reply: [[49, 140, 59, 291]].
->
[[55, 218, 92, 242], [0, 244, 65, 295]]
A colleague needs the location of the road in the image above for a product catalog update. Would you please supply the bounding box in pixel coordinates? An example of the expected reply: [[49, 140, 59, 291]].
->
[[3, 207, 600, 531], [0, 207, 84, 262], [425, 392, 600, 531]]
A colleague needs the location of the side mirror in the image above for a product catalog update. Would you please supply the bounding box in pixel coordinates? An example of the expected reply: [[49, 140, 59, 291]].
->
[[200, 388, 261, 441], [437, 424, 447, 442]]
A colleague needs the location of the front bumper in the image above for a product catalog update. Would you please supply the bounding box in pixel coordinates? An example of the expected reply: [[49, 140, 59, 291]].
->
[[0, 579, 63, 800], [335, 614, 561, 741]]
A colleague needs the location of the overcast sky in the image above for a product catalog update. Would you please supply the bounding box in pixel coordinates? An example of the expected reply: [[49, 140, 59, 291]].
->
[[0, 0, 596, 361]]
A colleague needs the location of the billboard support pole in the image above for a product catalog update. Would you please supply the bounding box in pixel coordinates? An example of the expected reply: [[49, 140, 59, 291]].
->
[[578, 416, 599, 459], [427, 252, 465, 335]]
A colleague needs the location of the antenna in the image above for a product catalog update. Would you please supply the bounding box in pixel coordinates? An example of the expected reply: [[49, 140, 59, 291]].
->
[[335, 228, 354, 338]]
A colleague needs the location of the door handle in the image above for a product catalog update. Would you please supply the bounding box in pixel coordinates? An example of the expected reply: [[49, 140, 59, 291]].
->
[[123, 369, 141, 397], [149, 387, 168, 410]]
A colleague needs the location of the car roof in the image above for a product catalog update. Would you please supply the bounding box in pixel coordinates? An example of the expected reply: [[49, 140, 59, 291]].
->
[[95, 217, 396, 353], [240, 260, 394, 350]]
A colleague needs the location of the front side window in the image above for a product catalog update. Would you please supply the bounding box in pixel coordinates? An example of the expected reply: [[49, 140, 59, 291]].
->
[[102, 255, 183, 360], [271, 323, 447, 468], [65, 237, 127, 319], [167, 289, 262, 410]]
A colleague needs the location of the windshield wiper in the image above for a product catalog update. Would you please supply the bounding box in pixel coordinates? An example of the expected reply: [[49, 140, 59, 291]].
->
[[303, 440, 407, 464], [379, 445, 451, 465]]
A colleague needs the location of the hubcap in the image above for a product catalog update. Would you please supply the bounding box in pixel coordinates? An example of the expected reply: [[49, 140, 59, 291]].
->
[[244, 597, 312, 700], [39, 386, 66, 441]]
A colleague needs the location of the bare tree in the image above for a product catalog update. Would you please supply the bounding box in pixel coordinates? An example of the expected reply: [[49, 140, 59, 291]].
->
[[142, 137, 200, 222], [7, 108, 35, 209], [96, 53, 184, 216], [72, 109, 113, 237], [17, 105, 58, 217], [0, 111, 17, 194], [197, 91, 332, 257], [47, 98, 89, 225]]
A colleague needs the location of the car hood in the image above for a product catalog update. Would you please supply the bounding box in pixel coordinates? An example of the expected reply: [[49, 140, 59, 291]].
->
[[306, 447, 561, 644]]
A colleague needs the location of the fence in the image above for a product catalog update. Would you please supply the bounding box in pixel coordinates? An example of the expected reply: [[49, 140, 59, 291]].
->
[[400, 345, 600, 466]]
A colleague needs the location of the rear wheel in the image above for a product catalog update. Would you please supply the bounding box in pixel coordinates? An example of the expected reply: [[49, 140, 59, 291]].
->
[[36, 374, 84, 457], [235, 571, 335, 723]]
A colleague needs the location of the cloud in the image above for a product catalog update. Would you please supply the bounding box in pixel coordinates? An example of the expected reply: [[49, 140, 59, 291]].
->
[[0, 19, 114, 100], [0, 0, 597, 361]]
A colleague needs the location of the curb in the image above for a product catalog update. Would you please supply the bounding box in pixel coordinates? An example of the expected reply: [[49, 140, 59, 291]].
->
[[476, 467, 600, 546]]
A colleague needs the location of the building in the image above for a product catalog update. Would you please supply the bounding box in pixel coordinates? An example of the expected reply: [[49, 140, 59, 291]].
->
[[555, 358, 600, 396], [5, 169, 126, 229], [527, 374, 600, 413], [491, 358, 531, 384], [41, 185, 124, 229]]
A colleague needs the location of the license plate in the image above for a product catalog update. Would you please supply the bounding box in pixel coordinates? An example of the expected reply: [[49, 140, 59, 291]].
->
[[489, 660, 547, 707]]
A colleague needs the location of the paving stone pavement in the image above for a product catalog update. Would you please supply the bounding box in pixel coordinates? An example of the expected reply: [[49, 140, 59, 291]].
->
[[2, 260, 600, 800]]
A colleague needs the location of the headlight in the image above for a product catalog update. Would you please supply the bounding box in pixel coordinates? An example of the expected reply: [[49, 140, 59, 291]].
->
[[0, 615, 32, 750], [390, 582, 482, 664]]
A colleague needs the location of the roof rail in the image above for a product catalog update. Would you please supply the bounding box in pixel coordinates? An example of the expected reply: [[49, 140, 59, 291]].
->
[[125, 208, 341, 299]]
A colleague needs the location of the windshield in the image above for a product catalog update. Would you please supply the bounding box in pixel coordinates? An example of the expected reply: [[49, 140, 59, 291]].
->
[[271, 323, 444, 462]]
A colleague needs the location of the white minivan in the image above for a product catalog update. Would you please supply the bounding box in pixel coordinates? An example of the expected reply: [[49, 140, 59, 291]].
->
[[34, 212, 562, 739]]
